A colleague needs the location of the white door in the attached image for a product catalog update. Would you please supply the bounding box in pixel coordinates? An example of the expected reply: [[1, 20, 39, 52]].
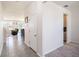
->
[[29, 23, 37, 52]]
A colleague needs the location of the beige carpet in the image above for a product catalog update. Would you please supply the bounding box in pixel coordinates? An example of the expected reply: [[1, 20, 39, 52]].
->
[[46, 42, 79, 57]]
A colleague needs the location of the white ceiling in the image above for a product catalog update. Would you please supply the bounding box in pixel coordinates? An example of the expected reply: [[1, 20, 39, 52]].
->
[[2, 1, 33, 7], [2, 1, 33, 21], [2, 1, 79, 7], [53, 1, 79, 8]]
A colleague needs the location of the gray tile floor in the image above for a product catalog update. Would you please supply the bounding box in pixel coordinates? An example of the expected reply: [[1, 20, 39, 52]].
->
[[1, 32, 38, 57], [46, 42, 79, 57]]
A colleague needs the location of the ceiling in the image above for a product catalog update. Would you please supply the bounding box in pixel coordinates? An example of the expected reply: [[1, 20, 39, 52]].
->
[[2, 1, 33, 8], [2, 1, 33, 21], [2, 1, 79, 7], [53, 1, 79, 8]]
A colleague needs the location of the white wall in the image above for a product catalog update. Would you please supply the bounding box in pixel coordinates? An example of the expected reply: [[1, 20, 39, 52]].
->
[[24, 2, 71, 56], [0, 21, 3, 56], [0, 2, 3, 56], [36, 2, 43, 56], [42, 2, 63, 55], [42, 2, 71, 55], [24, 2, 43, 56], [69, 5, 79, 43]]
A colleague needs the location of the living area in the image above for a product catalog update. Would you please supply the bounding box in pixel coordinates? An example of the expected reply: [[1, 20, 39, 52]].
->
[[1, 20, 38, 57]]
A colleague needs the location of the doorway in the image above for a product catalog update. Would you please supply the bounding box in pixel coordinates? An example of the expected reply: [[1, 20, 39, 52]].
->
[[63, 14, 67, 44]]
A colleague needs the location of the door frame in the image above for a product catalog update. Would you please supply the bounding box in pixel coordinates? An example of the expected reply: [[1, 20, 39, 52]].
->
[[63, 11, 71, 44], [63, 13, 67, 44]]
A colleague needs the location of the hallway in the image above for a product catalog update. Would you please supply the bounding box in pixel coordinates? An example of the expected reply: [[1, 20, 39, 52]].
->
[[1, 31, 38, 57], [46, 42, 79, 57]]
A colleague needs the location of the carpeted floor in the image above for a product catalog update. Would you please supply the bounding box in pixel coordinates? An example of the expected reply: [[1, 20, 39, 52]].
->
[[46, 42, 79, 57]]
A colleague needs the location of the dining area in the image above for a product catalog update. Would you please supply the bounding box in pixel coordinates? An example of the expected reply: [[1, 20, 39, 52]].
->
[[3, 20, 25, 42]]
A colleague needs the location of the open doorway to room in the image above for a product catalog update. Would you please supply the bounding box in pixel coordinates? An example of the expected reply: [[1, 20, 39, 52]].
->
[[63, 14, 67, 44]]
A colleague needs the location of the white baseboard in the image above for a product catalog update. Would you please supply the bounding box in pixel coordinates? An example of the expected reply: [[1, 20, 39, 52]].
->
[[43, 44, 63, 56], [24, 41, 44, 57], [37, 52, 45, 57], [37, 53, 41, 57], [71, 41, 79, 44], [24, 41, 30, 47], [67, 38, 71, 44]]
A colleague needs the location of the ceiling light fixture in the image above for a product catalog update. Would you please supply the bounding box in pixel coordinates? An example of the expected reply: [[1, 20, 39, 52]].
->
[[42, 1, 47, 3], [64, 5, 69, 7]]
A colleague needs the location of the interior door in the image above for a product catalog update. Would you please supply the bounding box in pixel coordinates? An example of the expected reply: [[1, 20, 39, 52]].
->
[[29, 23, 37, 52]]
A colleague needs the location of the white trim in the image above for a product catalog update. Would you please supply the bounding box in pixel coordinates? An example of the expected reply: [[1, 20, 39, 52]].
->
[[37, 52, 42, 57], [24, 41, 30, 47], [24, 41, 44, 57], [37, 52, 45, 57], [63, 8, 71, 44], [43, 44, 63, 56]]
